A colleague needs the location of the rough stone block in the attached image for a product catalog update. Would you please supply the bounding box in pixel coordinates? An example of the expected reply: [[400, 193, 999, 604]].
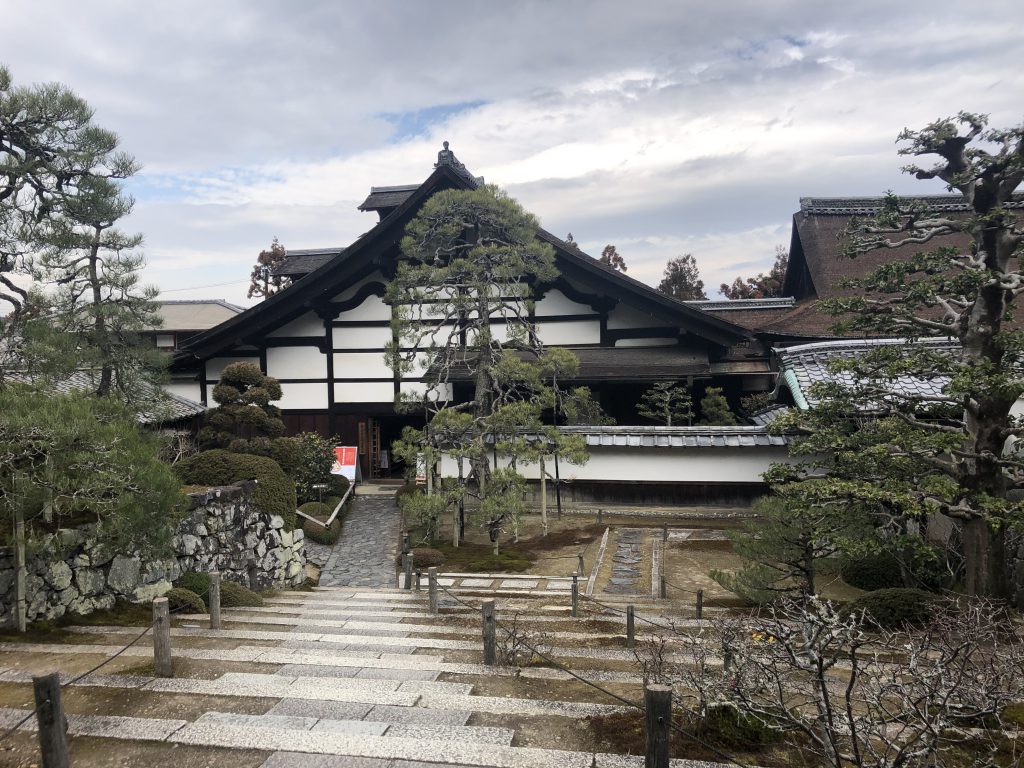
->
[[43, 560, 73, 590], [270, 515, 286, 530], [107, 555, 142, 594]]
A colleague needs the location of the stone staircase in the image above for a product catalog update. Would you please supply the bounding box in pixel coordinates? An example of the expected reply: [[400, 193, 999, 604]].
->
[[0, 583, 729, 768]]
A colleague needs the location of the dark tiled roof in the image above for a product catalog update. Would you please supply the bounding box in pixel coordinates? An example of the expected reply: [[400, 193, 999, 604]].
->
[[358, 184, 420, 211], [5, 370, 206, 425], [798, 195, 1024, 215], [558, 425, 790, 448], [686, 298, 799, 333], [274, 248, 345, 277], [774, 337, 957, 409]]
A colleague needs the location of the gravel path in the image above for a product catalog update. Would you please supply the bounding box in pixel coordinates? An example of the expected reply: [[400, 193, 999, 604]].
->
[[319, 495, 401, 588]]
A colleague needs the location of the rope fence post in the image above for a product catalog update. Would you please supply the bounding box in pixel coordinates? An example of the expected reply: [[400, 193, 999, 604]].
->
[[660, 574, 667, 599], [571, 572, 579, 617], [402, 553, 413, 590], [428, 567, 439, 614], [246, 556, 258, 591], [597, 508, 603, 524], [577, 550, 585, 577], [415, 569, 422, 592], [645, 683, 672, 768], [209, 571, 221, 630], [626, 604, 635, 648], [662, 523, 668, 542], [153, 597, 172, 678], [481, 599, 497, 666], [695, 588, 703, 621], [33, 672, 68, 768]]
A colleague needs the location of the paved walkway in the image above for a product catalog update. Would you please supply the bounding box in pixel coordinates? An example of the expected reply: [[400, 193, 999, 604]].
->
[[319, 495, 401, 588]]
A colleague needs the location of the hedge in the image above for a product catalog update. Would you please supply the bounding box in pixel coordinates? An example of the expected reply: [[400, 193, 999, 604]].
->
[[174, 449, 297, 529], [847, 588, 940, 629]]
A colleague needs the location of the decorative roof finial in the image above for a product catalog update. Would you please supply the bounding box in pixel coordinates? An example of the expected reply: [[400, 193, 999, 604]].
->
[[435, 140, 456, 168]]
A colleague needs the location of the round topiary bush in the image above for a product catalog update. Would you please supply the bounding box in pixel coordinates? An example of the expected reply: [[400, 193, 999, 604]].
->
[[841, 551, 904, 592], [327, 474, 350, 499], [394, 547, 445, 569], [220, 580, 264, 607], [175, 571, 210, 598], [165, 587, 206, 614], [174, 449, 297, 529], [848, 588, 939, 629], [303, 516, 342, 545]]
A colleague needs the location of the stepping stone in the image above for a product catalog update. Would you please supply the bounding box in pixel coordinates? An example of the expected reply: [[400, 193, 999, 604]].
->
[[277, 665, 360, 679], [365, 704, 471, 726], [436, 578, 457, 586], [269, 700, 373, 721], [457, 578, 493, 588], [197, 712, 320, 731], [310, 719, 391, 736], [385, 723, 514, 746], [499, 579, 539, 589], [545, 581, 572, 590], [355, 668, 439, 682], [261, 752, 392, 767]]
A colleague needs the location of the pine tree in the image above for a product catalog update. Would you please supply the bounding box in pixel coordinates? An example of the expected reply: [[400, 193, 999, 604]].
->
[[697, 387, 737, 426], [720, 245, 789, 299], [248, 237, 291, 299], [657, 254, 707, 300], [636, 381, 692, 426], [599, 244, 627, 272]]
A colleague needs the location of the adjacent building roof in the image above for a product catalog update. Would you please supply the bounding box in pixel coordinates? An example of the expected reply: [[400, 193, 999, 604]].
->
[[774, 337, 957, 409], [6, 370, 206, 425], [274, 247, 346, 279], [557, 425, 790, 447], [150, 300, 246, 333]]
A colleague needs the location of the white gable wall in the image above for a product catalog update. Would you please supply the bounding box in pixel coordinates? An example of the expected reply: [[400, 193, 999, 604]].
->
[[267, 312, 323, 337]]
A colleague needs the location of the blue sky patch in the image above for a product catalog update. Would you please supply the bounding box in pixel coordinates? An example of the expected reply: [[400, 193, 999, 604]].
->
[[379, 100, 488, 142]]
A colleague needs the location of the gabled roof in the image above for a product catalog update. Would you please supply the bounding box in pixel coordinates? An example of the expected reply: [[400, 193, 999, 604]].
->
[[150, 299, 245, 332], [179, 151, 751, 360], [774, 337, 957, 409], [358, 184, 419, 212], [274, 247, 345, 278]]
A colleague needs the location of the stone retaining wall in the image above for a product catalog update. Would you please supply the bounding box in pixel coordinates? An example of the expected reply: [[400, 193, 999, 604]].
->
[[0, 481, 305, 627]]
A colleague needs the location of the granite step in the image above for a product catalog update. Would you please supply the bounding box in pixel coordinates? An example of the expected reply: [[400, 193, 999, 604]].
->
[[196, 710, 515, 745]]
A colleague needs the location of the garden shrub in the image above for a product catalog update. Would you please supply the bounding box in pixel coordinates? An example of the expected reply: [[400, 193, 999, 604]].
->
[[175, 571, 209, 598], [174, 449, 297, 529], [700, 705, 782, 749], [303, 516, 342, 545], [464, 551, 534, 573], [841, 551, 904, 591], [394, 547, 445, 569], [327, 474, 350, 499], [165, 587, 206, 614], [847, 588, 939, 629], [220, 580, 264, 607], [323, 496, 342, 511]]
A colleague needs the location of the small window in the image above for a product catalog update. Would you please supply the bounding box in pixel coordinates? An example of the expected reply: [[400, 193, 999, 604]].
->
[[155, 334, 176, 349]]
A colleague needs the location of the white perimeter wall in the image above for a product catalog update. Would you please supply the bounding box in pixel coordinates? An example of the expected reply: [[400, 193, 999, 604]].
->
[[439, 445, 791, 484]]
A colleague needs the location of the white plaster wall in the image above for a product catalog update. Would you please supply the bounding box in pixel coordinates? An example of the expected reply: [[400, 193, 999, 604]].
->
[[277, 382, 329, 410], [334, 381, 394, 403], [266, 346, 328, 379], [332, 325, 392, 349], [400, 381, 453, 401], [206, 356, 261, 380], [338, 294, 391, 322], [535, 288, 592, 316], [607, 304, 657, 330], [439, 445, 790, 483], [163, 381, 203, 402], [614, 338, 677, 347], [267, 312, 324, 337], [536, 319, 600, 346], [334, 352, 392, 379]]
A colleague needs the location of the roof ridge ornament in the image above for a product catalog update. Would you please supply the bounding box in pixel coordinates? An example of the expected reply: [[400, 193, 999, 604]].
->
[[433, 140, 482, 185]]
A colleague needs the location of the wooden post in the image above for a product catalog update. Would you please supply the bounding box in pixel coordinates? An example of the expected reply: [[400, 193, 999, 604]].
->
[[597, 508, 603, 524], [571, 572, 579, 617], [540, 453, 548, 536], [209, 572, 221, 630], [153, 597, 172, 678], [15, 506, 27, 633], [481, 599, 497, 666], [415, 569, 422, 591], [428, 567, 439, 615], [33, 672, 68, 768], [660, 575, 667, 599], [626, 604, 635, 648], [402, 553, 413, 590], [662, 523, 668, 542], [577, 550, 585, 577], [695, 588, 703, 621], [246, 556, 258, 591], [644, 684, 672, 768]]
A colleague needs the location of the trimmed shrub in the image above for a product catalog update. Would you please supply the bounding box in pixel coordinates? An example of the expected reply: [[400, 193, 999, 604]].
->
[[847, 588, 939, 629], [327, 474, 350, 499], [323, 496, 343, 510], [165, 587, 206, 614], [174, 449, 297, 529], [303, 517, 342, 545], [175, 571, 210, 598], [464, 551, 534, 573], [221, 580, 264, 607], [841, 551, 904, 592], [299, 501, 331, 516], [395, 547, 445, 569]]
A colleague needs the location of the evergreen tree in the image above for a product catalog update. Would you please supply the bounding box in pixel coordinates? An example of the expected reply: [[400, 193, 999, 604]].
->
[[636, 381, 692, 426], [697, 386, 737, 425], [599, 244, 627, 272], [657, 254, 707, 300], [198, 362, 285, 451], [248, 237, 291, 299], [720, 245, 789, 299]]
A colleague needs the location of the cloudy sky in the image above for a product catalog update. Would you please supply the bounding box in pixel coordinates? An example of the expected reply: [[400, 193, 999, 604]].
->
[[5, 1, 1022, 306]]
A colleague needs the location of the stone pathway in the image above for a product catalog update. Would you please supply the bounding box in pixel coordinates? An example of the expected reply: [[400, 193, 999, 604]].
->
[[319, 496, 401, 588], [604, 528, 646, 596]]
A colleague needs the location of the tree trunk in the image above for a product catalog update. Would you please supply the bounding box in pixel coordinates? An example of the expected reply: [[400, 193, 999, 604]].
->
[[540, 454, 548, 536], [962, 517, 1006, 598], [87, 226, 113, 396]]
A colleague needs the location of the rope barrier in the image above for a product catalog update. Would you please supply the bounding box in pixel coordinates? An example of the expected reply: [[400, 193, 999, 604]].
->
[[0, 702, 48, 743], [434, 581, 752, 768]]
